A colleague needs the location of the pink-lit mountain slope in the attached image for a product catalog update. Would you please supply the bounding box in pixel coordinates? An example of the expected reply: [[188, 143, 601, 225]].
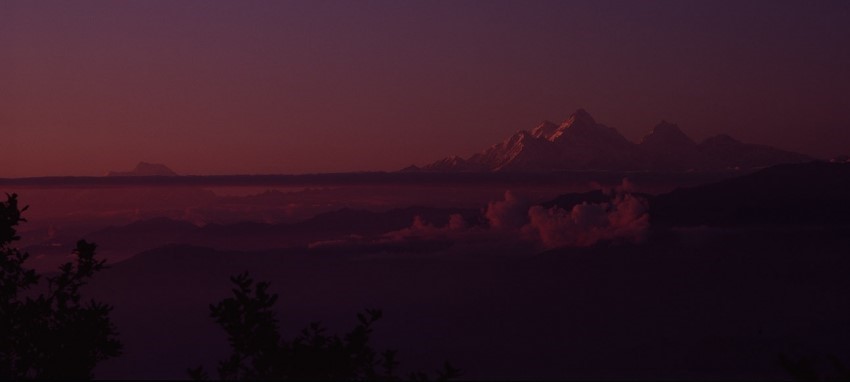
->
[[409, 109, 812, 172]]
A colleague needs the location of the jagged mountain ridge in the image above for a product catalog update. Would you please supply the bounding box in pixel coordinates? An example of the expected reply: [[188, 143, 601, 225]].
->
[[410, 109, 812, 172]]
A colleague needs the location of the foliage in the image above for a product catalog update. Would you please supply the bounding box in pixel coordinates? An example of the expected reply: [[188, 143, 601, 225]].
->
[[190, 272, 460, 381], [0, 193, 122, 379], [780, 353, 850, 382]]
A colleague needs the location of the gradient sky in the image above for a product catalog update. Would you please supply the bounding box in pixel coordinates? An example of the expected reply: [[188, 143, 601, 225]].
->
[[2, 0, 849, 177]]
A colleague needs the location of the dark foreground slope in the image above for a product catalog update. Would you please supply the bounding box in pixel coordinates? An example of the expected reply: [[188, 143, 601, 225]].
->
[[80, 161, 850, 379], [85, 229, 850, 379], [651, 161, 850, 227]]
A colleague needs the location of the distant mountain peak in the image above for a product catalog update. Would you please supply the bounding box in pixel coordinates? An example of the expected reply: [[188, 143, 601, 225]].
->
[[549, 109, 606, 142], [107, 162, 178, 177], [569, 108, 595, 125], [559, 108, 596, 129], [640, 120, 696, 147]]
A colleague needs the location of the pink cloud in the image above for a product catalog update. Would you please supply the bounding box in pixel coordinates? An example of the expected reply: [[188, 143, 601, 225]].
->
[[311, 186, 650, 254], [526, 193, 649, 248], [484, 191, 530, 231]]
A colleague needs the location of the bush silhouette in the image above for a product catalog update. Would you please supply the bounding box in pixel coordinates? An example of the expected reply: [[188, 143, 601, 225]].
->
[[190, 272, 460, 381], [0, 193, 121, 379], [780, 353, 850, 381]]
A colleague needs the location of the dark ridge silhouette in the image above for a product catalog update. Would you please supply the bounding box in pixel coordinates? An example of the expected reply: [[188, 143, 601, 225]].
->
[[95, 217, 199, 237], [0, 194, 121, 379], [107, 162, 178, 177], [0, 170, 738, 188], [540, 189, 654, 210], [830, 154, 850, 163], [83, 224, 850, 379], [649, 161, 850, 227]]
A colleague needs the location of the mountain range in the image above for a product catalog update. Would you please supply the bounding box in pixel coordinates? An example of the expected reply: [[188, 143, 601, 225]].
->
[[408, 109, 812, 172]]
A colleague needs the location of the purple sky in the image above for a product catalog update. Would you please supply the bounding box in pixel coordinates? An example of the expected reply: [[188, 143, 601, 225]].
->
[[2, 0, 849, 176]]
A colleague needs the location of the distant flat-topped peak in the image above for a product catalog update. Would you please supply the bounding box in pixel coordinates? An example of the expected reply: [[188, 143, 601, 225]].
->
[[108, 162, 178, 177]]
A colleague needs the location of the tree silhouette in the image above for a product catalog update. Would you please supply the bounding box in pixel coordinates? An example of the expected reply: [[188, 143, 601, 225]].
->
[[780, 353, 850, 381], [0, 193, 121, 379], [190, 272, 460, 381]]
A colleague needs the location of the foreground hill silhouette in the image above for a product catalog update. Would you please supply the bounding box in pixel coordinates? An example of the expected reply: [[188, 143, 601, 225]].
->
[[85, 228, 850, 379], [75, 161, 850, 379], [5, 161, 846, 378], [649, 161, 850, 227], [411, 109, 812, 172]]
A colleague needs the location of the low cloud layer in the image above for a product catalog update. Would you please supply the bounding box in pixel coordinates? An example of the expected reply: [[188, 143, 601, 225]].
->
[[526, 193, 649, 248], [336, 187, 651, 253], [485, 191, 530, 231]]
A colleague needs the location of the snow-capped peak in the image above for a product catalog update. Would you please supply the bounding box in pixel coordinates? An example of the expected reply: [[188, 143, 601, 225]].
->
[[548, 109, 600, 141], [531, 121, 558, 139], [569, 108, 596, 125], [411, 108, 811, 173], [547, 109, 630, 145]]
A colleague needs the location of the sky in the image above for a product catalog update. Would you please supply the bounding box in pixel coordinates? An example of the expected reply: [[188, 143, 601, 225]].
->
[[1, 0, 849, 177]]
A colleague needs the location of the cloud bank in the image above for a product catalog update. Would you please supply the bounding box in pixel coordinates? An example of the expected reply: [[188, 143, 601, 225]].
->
[[526, 193, 649, 248], [353, 187, 650, 253]]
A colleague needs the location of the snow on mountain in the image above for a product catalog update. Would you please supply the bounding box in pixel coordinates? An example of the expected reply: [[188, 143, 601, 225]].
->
[[530, 121, 558, 139], [415, 109, 813, 172], [547, 108, 600, 142]]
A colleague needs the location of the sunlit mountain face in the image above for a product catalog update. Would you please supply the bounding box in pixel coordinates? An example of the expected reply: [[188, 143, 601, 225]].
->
[[413, 109, 812, 172], [3, 1, 850, 380]]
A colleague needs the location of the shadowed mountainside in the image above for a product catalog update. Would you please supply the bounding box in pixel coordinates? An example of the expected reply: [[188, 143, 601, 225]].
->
[[85, 226, 850, 379], [79, 160, 850, 379]]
